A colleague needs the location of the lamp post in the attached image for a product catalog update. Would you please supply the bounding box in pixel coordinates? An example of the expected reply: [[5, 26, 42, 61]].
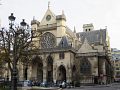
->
[[8, 13, 27, 90]]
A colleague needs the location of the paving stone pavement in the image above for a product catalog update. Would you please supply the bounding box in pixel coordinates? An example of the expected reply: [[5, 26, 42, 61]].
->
[[18, 86, 62, 90]]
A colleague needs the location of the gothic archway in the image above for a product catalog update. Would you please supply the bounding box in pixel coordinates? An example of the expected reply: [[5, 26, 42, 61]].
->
[[57, 65, 66, 82], [32, 56, 43, 81], [22, 57, 29, 80], [24, 67, 28, 80], [47, 55, 53, 83]]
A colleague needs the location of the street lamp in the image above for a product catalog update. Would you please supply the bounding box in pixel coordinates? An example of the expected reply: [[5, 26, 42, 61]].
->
[[8, 13, 27, 90], [20, 19, 27, 26], [8, 13, 16, 29]]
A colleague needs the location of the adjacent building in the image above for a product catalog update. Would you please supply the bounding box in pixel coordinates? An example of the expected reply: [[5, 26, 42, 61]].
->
[[111, 48, 120, 82]]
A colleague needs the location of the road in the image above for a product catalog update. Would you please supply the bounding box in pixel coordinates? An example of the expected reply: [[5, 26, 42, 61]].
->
[[63, 83, 120, 90]]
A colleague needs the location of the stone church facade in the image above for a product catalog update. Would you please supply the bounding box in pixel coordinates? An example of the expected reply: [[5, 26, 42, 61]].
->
[[4, 7, 113, 85]]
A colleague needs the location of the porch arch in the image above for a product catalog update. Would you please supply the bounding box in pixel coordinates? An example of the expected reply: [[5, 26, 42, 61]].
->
[[57, 65, 66, 82], [46, 55, 53, 83], [31, 56, 43, 81]]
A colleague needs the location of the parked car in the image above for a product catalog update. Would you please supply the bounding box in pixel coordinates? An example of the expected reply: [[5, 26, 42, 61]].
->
[[0, 77, 5, 82], [41, 81, 48, 87], [17, 81, 24, 87], [23, 80, 32, 87]]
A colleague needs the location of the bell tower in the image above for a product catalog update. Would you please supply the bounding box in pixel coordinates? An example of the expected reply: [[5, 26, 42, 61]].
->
[[83, 23, 94, 32]]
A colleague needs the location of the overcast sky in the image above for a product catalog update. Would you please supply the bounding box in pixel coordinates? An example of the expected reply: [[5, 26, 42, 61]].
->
[[0, 0, 120, 49]]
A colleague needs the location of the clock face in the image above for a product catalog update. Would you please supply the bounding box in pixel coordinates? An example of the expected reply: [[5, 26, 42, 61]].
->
[[46, 15, 51, 21], [41, 32, 56, 48]]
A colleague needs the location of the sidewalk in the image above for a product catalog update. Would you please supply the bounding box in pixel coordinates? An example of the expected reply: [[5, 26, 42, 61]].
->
[[73, 84, 111, 89], [18, 86, 62, 90], [17, 84, 111, 90]]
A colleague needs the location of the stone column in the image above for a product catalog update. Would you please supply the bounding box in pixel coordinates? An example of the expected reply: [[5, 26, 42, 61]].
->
[[43, 59, 47, 82], [102, 60, 107, 84], [27, 65, 32, 80], [53, 63, 57, 83], [18, 63, 24, 81], [99, 58, 106, 84], [66, 64, 72, 83]]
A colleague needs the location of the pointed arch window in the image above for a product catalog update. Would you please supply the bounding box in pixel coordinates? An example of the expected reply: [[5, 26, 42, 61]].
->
[[61, 41, 64, 47], [80, 58, 91, 75], [59, 52, 65, 59]]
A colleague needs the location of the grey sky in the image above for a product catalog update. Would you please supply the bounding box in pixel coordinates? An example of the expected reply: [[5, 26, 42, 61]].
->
[[0, 0, 120, 49]]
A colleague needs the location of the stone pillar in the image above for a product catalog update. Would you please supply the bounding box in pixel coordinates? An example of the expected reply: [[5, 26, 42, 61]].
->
[[53, 63, 57, 83], [18, 63, 24, 81], [43, 61, 47, 82], [66, 64, 72, 83], [102, 60, 107, 84], [27, 65, 32, 80], [99, 59, 106, 84]]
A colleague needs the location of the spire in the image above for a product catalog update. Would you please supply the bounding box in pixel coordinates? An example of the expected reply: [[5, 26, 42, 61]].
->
[[62, 10, 64, 15], [33, 16, 35, 20], [100, 30, 103, 44], [0, 0, 2, 5], [61, 10, 66, 21], [0, 19, 1, 27], [48, 1, 50, 9], [105, 26, 107, 30], [31, 16, 39, 25], [74, 26, 76, 33]]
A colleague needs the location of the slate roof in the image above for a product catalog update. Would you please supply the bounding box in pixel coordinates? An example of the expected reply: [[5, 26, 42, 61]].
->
[[77, 29, 107, 45], [56, 14, 66, 21], [56, 11, 66, 21], [31, 19, 39, 25], [58, 36, 71, 48]]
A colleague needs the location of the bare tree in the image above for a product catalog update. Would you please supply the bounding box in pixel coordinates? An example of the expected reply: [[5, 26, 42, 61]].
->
[[0, 14, 33, 90]]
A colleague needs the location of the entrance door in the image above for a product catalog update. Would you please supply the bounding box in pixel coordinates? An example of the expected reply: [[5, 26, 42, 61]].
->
[[32, 56, 43, 82], [47, 56, 53, 83], [24, 67, 28, 80], [57, 65, 66, 82]]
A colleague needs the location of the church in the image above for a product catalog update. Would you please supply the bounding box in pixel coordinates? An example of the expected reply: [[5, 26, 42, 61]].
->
[[4, 6, 113, 85]]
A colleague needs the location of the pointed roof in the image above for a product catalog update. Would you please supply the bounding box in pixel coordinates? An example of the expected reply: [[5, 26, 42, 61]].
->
[[58, 36, 71, 48], [74, 26, 76, 33], [31, 16, 39, 25], [77, 38, 97, 53], [40, 8, 56, 25], [56, 10, 66, 21]]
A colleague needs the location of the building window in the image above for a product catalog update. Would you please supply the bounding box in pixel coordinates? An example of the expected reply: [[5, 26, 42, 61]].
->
[[116, 68, 119, 70], [61, 41, 64, 47], [59, 52, 65, 59], [116, 72, 120, 76], [116, 64, 119, 66], [80, 58, 91, 75]]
